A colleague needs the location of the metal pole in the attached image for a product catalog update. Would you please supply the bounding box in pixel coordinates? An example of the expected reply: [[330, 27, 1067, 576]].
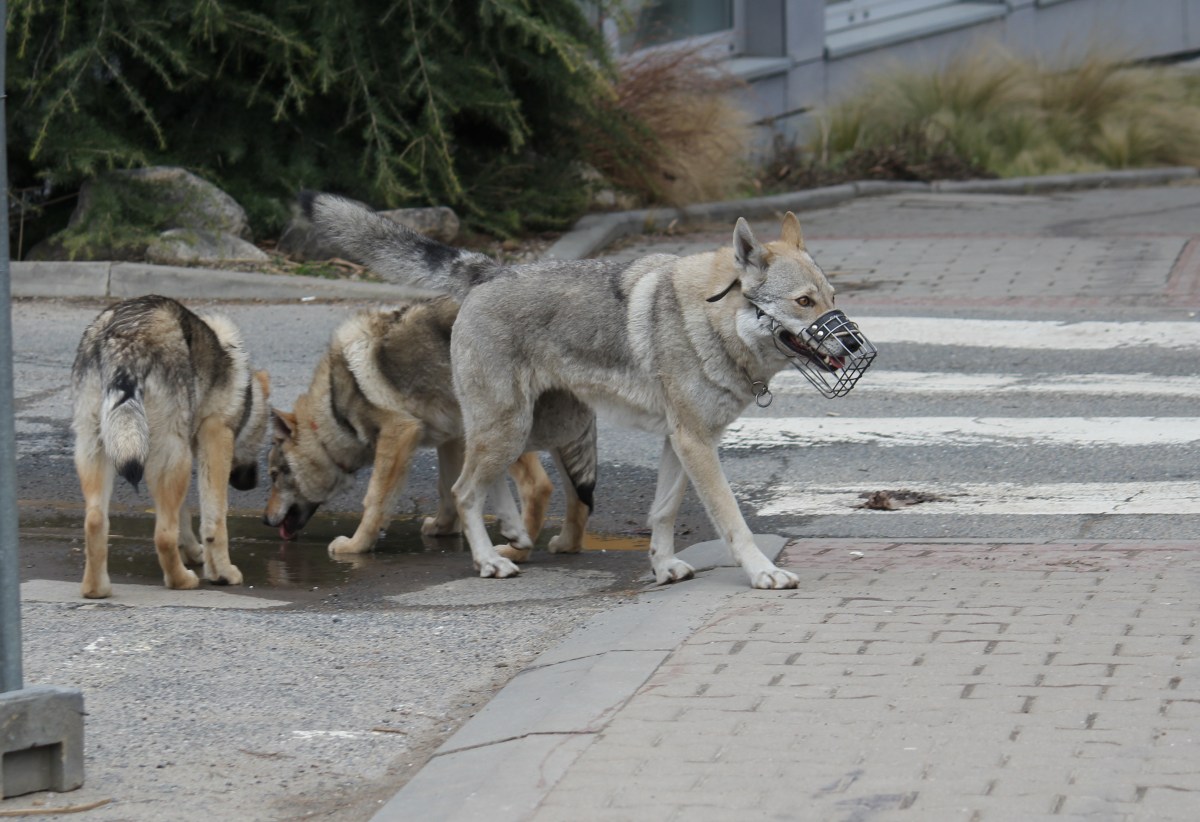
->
[[0, 0, 25, 695], [0, 10, 85, 797]]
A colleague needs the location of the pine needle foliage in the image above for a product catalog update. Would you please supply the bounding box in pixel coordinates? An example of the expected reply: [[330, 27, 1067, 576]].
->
[[7, 0, 617, 238]]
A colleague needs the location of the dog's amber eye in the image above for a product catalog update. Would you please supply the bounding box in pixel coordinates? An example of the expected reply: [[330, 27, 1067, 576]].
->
[[796, 296, 813, 307]]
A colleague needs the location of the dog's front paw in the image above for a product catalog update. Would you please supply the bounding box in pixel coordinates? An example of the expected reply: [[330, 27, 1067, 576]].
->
[[548, 534, 583, 554], [328, 536, 371, 555], [421, 516, 461, 536], [749, 567, 799, 590], [180, 540, 204, 566], [654, 558, 695, 585], [81, 579, 112, 599], [206, 564, 243, 586], [477, 554, 521, 578], [497, 544, 532, 562], [499, 526, 533, 551], [166, 568, 201, 590]]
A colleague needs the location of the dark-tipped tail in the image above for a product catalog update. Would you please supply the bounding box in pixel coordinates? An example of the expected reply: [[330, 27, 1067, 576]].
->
[[117, 459, 144, 489], [301, 192, 497, 300], [100, 369, 150, 490]]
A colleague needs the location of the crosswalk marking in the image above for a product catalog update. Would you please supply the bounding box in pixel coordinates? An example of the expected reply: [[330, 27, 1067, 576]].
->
[[857, 317, 1200, 350], [732, 315, 1200, 522], [724, 417, 1200, 449], [770, 370, 1200, 397], [754, 482, 1200, 517]]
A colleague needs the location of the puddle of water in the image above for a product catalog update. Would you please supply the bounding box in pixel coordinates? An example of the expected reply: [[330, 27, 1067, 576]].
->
[[20, 512, 650, 595], [584, 533, 650, 552]]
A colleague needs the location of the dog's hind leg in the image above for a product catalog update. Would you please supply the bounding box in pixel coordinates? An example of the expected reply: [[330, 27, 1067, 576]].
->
[[454, 436, 529, 579], [647, 438, 694, 583], [500, 453, 552, 562], [547, 416, 597, 554], [421, 439, 463, 536], [493, 464, 538, 563], [76, 447, 115, 599], [451, 346, 533, 577], [177, 504, 204, 566], [545, 460, 588, 555], [146, 444, 201, 591], [196, 416, 242, 585], [330, 418, 423, 555], [669, 427, 799, 590]]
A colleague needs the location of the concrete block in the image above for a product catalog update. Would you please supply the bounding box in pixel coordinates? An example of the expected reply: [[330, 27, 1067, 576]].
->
[[0, 686, 85, 798]]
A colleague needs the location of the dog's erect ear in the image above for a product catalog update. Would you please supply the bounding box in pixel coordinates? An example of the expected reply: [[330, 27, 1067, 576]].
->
[[272, 409, 297, 441], [255, 370, 271, 399], [780, 212, 805, 250], [733, 218, 767, 271]]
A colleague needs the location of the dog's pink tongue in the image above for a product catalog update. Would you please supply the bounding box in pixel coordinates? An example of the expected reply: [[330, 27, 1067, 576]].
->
[[279, 525, 294, 540]]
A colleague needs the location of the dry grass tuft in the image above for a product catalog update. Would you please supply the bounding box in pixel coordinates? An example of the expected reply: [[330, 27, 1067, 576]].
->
[[782, 44, 1200, 190], [584, 46, 753, 206]]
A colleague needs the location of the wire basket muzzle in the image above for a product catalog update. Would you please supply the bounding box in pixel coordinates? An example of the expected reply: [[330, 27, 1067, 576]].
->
[[779, 309, 877, 398]]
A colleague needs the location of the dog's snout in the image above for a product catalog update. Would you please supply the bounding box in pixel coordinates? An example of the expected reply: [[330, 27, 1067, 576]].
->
[[840, 334, 861, 353]]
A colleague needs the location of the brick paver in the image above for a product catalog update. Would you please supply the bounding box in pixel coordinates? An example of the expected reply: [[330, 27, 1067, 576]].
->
[[530, 542, 1200, 822]]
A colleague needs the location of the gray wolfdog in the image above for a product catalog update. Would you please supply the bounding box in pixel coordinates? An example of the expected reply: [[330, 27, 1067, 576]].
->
[[262, 297, 596, 559], [72, 295, 270, 598], [304, 193, 874, 589]]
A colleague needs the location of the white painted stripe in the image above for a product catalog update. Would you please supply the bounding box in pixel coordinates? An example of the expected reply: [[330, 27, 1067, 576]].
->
[[753, 482, 1200, 517], [858, 317, 1200, 351], [723, 417, 1200, 449], [771, 370, 1200, 397]]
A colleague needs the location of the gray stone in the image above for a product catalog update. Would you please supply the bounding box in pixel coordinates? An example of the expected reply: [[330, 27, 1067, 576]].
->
[[71, 166, 252, 240], [0, 686, 85, 798], [145, 228, 269, 265]]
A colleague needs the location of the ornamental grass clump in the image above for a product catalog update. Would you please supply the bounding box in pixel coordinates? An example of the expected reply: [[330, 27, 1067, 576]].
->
[[582, 45, 753, 207], [802, 44, 1200, 185]]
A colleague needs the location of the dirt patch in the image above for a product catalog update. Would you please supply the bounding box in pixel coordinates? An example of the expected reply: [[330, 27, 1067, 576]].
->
[[858, 489, 950, 511]]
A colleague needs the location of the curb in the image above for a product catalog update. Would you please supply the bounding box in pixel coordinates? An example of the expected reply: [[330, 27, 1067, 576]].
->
[[10, 166, 1197, 300], [372, 569, 746, 822], [370, 536, 787, 822], [542, 166, 1200, 261], [8, 260, 437, 302]]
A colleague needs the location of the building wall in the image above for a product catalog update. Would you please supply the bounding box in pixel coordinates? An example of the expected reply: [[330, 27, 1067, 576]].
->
[[726, 0, 1200, 142]]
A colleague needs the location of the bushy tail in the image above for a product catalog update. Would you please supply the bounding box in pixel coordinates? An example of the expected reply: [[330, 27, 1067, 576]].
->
[[300, 191, 497, 300], [100, 369, 149, 488], [557, 413, 598, 513]]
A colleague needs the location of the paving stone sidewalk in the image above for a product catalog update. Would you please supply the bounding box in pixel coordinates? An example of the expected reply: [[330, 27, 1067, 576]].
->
[[529, 541, 1200, 822]]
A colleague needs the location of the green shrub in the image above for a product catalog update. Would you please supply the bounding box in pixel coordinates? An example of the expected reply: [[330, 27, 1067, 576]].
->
[[7, 0, 619, 242]]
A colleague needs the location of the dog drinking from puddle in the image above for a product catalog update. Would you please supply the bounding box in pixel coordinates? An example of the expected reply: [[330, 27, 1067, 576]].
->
[[72, 295, 270, 598]]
